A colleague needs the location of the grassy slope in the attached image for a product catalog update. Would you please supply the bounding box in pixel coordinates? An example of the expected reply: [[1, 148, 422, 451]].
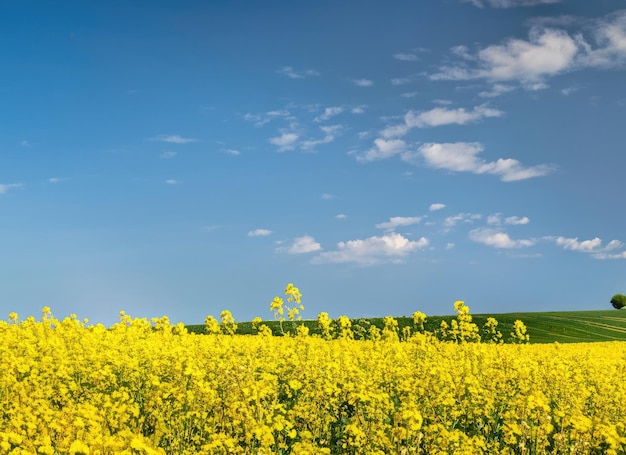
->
[[186, 309, 626, 344]]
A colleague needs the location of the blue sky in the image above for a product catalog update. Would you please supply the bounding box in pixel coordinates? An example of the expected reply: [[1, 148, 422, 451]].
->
[[2, 0, 625, 325]]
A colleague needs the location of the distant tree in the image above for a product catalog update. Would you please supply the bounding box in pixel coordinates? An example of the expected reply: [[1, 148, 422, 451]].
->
[[610, 294, 626, 309]]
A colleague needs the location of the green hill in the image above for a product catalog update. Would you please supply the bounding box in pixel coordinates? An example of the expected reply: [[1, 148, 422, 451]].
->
[[472, 309, 626, 344], [186, 309, 626, 344]]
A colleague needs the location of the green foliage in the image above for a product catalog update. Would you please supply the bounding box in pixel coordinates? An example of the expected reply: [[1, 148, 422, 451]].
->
[[611, 293, 626, 309]]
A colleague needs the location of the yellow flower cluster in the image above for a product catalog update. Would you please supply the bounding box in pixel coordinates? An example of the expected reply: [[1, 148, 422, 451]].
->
[[1, 303, 625, 453]]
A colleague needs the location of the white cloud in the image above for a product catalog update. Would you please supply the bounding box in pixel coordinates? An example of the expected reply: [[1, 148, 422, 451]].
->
[[313, 233, 429, 265], [462, 0, 561, 8], [605, 240, 624, 251], [393, 52, 419, 61], [375, 216, 423, 231], [165, 179, 178, 185], [300, 125, 342, 151], [277, 66, 320, 79], [357, 131, 370, 140], [355, 138, 406, 162], [299, 136, 333, 151], [470, 228, 535, 248], [224, 149, 241, 156], [160, 151, 177, 159], [314, 106, 344, 122], [379, 124, 410, 139], [243, 110, 290, 127], [479, 84, 516, 98], [353, 78, 374, 87], [321, 193, 335, 200], [429, 203, 447, 211], [593, 251, 626, 260], [444, 213, 482, 228], [351, 105, 366, 114], [153, 135, 197, 144], [281, 235, 322, 254], [432, 12, 626, 87], [561, 86, 579, 96], [391, 77, 411, 85], [336, 214, 347, 219], [381, 105, 503, 139], [0, 183, 22, 194], [580, 12, 626, 69], [248, 229, 272, 237], [446, 242, 456, 250], [401, 91, 419, 98], [554, 236, 602, 252], [432, 28, 579, 85], [547, 236, 626, 258], [408, 105, 503, 128], [409, 142, 553, 182], [48, 178, 62, 184], [488, 213, 530, 225], [505, 216, 530, 225], [269, 131, 299, 152]]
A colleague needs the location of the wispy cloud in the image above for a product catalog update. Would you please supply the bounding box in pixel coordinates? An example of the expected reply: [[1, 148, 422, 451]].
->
[[279, 235, 322, 254], [153, 135, 197, 144], [351, 105, 367, 114], [224, 149, 241, 156], [593, 251, 626, 260], [48, 178, 63, 184], [165, 179, 179, 185], [488, 213, 530, 225], [314, 107, 344, 123], [352, 78, 374, 87], [561, 86, 580, 96], [313, 233, 429, 265], [354, 138, 406, 162], [479, 84, 516, 98], [269, 131, 299, 152], [375, 216, 423, 231], [248, 229, 272, 237], [243, 110, 290, 127], [554, 236, 602, 252], [381, 104, 503, 138], [549, 236, 626, 259], [393, 52, 420, 61], [470, 228, 536, 248], [300, 125, 342, 151], [403, 142, 554, 182], [391, 77, 412, 86], [429, 203, 447, 211], [0, 183, 23, 194], [505, 216, 530, 225], [444, 213, 482, 228], [431, 12, 626, 88], [277, 66, 320, 79], [160, 151, 177, 159], [461, 0, 561, 8], [321, 193, 335, 200], [336, 214, 347, 219]]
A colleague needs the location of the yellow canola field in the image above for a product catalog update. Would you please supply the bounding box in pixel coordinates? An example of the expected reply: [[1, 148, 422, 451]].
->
[[1, 312, 625, 455]]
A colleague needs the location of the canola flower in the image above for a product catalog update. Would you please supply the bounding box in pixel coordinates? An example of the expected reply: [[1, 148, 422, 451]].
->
[[1, 289, 625, 454]]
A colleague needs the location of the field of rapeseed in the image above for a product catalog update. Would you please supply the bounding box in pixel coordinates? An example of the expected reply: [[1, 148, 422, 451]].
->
[[1, 286, 625, 454]]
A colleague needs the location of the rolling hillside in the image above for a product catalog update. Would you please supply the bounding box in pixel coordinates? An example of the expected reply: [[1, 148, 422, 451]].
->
[[186, 309, 626, 344]]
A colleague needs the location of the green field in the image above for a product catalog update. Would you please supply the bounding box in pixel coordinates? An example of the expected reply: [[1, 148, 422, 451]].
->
[[186, 309, 626, 344]]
